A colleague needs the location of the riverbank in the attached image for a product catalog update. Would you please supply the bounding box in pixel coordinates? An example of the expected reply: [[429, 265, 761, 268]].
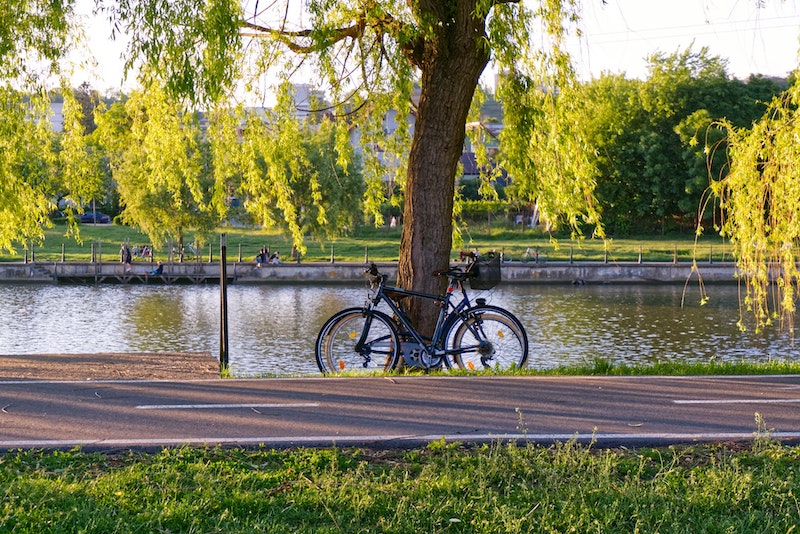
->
[[0, 259, 739, 284]]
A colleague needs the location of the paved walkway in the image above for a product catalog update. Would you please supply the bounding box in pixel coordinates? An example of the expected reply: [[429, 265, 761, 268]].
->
[[2, 373, 800, 451]]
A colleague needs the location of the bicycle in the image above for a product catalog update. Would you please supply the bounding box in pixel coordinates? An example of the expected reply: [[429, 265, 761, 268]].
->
[[315, 253, 529, 374]]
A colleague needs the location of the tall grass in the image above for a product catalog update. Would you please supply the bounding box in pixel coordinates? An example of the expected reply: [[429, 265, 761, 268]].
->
[[2, 438, 799, 532]]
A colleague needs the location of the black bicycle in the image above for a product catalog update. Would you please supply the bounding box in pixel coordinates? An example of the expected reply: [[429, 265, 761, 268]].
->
[[315, 254, 529, 374]]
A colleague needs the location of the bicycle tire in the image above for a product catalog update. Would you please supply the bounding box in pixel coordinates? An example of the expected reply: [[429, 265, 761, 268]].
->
[[315, 308, 401, 374], [447, 305, 529, 370]]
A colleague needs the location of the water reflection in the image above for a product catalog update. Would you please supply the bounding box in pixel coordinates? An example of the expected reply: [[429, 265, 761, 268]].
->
[[0, 282, 795, 376]]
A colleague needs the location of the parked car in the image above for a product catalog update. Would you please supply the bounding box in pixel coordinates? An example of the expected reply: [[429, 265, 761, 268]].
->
[[79, 211, 111, 224]]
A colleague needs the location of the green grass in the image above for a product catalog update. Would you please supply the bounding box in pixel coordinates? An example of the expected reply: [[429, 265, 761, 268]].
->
[[4, 361, 799, 531], [535, 358, 800, 377], [289, 359, 800, 380], [2, 438, 800, 533], [7, 221, 734, 264]]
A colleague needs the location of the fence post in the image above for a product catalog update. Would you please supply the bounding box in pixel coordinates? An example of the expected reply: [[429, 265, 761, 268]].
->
[[365, 246, 369, 264], [673, 245, 677, 264], [638, 245, 642, 264], [330, 244, 335, 264], [709, 244, 713, 264], [61, 243, 65, 263]]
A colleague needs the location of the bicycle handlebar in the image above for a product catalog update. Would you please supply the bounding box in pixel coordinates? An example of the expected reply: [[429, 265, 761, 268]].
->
[[365, 262, 473, 284]]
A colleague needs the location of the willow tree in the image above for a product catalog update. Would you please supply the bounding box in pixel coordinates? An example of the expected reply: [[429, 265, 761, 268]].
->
[[711, 81, 800, 335], [94, 84, 218, 251], [107, 0, 598, 329], [0, 0, 75, 250]]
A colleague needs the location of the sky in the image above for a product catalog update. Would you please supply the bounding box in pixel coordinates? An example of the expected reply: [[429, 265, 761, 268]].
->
[[71, 0, 800, 94], [571, 0, 800, 80]]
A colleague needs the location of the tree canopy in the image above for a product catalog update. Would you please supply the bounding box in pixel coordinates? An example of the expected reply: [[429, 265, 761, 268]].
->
[[1, 0, 799, 333], [100, 0, 601, 329]]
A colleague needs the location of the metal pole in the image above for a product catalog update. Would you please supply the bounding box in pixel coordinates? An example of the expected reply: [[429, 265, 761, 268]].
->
[[219, 234, 229, 375]]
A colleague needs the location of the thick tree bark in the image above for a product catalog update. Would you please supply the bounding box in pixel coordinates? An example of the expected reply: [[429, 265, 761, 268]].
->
[[397, 1, 490, 335]]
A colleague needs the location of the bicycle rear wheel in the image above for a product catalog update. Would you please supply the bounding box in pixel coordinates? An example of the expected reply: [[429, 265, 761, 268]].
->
[[448, 305, 528, 370], [315, 308, 401, 374]]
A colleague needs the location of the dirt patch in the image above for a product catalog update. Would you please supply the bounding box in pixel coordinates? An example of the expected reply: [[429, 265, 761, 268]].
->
[[0, 352, 220, 381]]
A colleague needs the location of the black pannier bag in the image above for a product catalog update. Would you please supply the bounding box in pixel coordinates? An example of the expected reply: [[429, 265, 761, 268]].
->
[[467, 252, 501, 290]]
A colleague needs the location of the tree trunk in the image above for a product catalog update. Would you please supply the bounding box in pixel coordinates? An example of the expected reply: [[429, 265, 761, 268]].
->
[[397, 3, 490, 335]]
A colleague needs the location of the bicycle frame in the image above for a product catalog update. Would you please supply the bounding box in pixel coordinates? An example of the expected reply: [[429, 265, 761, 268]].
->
[[356, 273, 475, 363]]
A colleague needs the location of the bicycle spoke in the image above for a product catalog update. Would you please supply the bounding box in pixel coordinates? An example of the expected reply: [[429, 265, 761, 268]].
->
[[315, 309, 401, 374], [448, 307, 528, 371]]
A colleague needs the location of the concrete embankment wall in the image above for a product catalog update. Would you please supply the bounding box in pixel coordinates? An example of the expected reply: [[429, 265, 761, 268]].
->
[[0, 260, 738, 284]]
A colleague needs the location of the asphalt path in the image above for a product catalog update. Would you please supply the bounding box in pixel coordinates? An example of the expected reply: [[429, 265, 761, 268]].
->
[[2, 375, 800, 451]]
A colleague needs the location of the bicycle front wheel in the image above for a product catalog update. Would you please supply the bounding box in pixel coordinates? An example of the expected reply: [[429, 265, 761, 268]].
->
[[448, 306, 529, 371], [315, 308, 401, 374]]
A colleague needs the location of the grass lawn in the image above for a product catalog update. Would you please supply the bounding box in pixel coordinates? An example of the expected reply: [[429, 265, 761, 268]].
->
[[5, 220, 734, 264], [2, 438, 799, 533]]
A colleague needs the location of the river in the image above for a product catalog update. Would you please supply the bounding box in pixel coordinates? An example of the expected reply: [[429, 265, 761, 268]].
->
[[0, 282, 794, 376]]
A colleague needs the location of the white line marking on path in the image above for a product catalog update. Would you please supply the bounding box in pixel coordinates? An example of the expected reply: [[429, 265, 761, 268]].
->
[[136, 403, 320, 410], [674, 399, 800, 405]]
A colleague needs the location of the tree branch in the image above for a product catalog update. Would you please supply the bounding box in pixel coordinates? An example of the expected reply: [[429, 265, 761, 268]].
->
[[240, 18, 365, 54]]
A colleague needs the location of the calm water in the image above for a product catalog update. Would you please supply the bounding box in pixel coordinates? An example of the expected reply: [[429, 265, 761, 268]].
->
[[0, 282, 795, 376]]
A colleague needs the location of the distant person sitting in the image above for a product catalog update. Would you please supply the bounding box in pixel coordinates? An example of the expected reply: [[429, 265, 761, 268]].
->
[[256, 247, 268, 267], [268, 251, 280, 264], [148, 261, 164, 275]]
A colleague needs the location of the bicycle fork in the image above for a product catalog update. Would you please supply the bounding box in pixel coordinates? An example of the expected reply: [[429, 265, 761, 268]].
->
[[464, 313, 497, 366], [353, 310, 378, 368]]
